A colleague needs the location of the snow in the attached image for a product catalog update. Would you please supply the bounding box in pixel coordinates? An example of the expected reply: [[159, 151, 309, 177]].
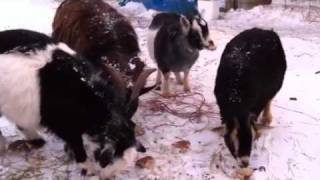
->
[[1, 0, 320, 179]]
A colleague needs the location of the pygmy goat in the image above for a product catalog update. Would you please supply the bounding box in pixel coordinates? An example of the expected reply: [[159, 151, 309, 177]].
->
[[0, 29, 155, 178], [53, 0, 146, 83], [214, 28, 286, 167], [147, 12, 216, 97]]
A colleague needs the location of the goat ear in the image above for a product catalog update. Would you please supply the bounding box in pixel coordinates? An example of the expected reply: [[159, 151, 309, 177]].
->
[[180, 16, 191, 34]]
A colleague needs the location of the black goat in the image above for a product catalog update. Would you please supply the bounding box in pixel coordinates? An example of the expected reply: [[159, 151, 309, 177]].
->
[[0, 29, 155, 178], [147, 12, 216, 97], [214, 28, 286, 167]]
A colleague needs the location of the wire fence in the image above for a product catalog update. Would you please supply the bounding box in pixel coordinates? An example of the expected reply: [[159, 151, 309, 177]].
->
[[273, 0, 320, 8], [271, 0, 320, 22]]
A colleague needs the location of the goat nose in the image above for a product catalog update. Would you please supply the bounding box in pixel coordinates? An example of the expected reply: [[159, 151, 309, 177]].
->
[[240, 159, 249, 168], [207, 40, 216, 51]]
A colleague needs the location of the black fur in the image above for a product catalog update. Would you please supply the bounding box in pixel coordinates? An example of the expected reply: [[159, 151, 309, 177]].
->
[[0, 29, 54, 54], [214, 28, 286, 164]]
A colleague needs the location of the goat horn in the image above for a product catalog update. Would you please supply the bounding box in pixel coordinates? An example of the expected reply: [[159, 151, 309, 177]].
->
[[130, 68, 156, 101], [104, 64, 126, 102]]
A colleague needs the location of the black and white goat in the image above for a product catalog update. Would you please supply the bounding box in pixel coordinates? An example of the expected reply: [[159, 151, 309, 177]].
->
[[0, 29, 155, 178], [147, 12, 216, 97], [214, 28, 286, 167]]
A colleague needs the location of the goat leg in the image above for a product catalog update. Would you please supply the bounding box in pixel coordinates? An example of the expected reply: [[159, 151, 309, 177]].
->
[[68, 137, 96, 176], [261, 100, 272, 126], [162, 72, 171, 97], [174, 72, 183, 85], [183, 69, 191, 92]]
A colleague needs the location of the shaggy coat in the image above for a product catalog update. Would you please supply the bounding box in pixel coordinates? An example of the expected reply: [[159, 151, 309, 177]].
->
[[52, 0, 145, 82], [214, 28, 286, 167]]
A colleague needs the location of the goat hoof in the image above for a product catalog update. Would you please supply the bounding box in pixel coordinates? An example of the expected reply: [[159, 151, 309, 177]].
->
[[255, 130, 262, 140], [81, 168, 95, 176], [28, 139, 45, 148], [184, 87, 191, 93], [8, 139, 45, 152], [8, 140, 32, 152], [177, 80, 183, 85], [162, 92, 172, 98], [80, 161, 96, 176], [261, 116, 272, 126]]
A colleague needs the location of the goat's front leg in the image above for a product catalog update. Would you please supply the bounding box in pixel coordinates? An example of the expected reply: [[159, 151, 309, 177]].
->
[[261, 100, 272, 126], [174, 72, 183, 85], [162, 72, 171, 97], [68, 137, 96, 176], [183, 69, 191, 92], [8, 126, 45, 152]]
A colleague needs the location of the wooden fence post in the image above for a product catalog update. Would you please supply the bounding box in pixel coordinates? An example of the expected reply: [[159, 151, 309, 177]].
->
[[225, 0, 272, 11]]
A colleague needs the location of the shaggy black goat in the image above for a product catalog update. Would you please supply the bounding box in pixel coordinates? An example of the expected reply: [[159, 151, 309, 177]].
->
[[0, 29, 155, 178], [214, 28, 286, 167]]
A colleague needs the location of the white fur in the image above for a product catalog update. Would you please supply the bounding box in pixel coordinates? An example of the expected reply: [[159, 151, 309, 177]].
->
[[100, 147, 138, 179], [0, 53, 44, 133], [192, 19, 215, 50], [82, 134, 100, 154], [0, 43, 75, 137], [147, 28, 159, 61]]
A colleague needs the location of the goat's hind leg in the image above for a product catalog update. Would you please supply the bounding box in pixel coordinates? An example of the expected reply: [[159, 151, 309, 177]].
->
[[174, 72, 183, 85], [261, 100, 272, 126], [155, 70, 162, 90], [162, 72, 172, 97], [0, 130, 6, 155], [183, 69, 191, 92]]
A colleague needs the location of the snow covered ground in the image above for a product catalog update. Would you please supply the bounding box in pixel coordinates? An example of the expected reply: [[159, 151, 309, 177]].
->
[[0, 0, 320, 179]]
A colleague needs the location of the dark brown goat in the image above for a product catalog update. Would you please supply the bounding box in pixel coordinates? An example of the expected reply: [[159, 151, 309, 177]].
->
[[52, 0, 145, 82]]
